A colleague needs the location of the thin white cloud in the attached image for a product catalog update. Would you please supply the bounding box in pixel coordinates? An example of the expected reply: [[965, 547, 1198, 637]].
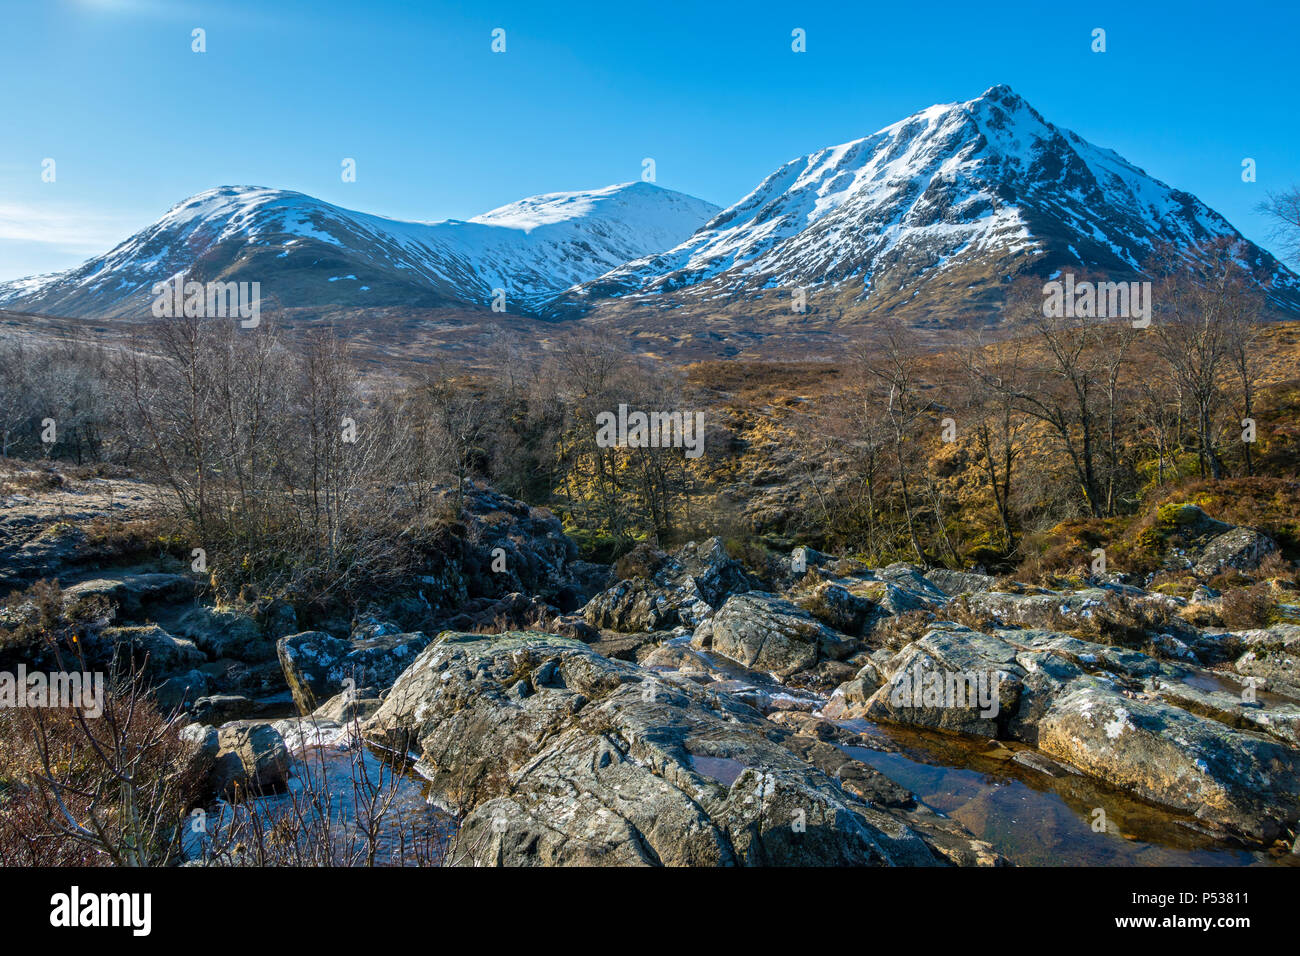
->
[[0, 202, 134, 254], [0, 202, 143, 281]]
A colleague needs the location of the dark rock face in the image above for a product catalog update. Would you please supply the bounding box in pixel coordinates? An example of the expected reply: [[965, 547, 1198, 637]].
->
[[580, 537, 757, 634], [277, 629, 434, 714], [667, 537, 760, 608], [101, 624, 204, 675], [62, 572, 197, 617], [436, 486, 602, 607], [582, 577, 681, 632], [362, 632, 954, 867], [439, 592, 555, 633], [173, 606, 273, 663]]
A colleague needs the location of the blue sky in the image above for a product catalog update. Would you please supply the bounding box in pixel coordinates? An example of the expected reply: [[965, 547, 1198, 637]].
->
[[2, 0, 1297, 280]]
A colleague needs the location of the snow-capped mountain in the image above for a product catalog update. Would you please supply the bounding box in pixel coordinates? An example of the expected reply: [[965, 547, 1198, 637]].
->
[[3, 86, 1294, 336], [0, 182, 720, 318], [552, 85, 1298, 320]]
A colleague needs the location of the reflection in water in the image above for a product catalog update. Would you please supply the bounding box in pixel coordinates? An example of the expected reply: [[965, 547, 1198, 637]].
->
[[187, 742, 454, 866], [836, 719, 1294, 867]]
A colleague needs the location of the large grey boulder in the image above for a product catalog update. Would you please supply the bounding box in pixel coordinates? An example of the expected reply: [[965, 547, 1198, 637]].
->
[[581, 577, 680, 633], [277, 629, 434, 714], [1036, 677, 1300, 843], [700, 592, 856, 678], [1193, 526, 1277, 577], [855, 626, 1023, 737], [154, 669, 211, 711], [362, 631, 946, 867]]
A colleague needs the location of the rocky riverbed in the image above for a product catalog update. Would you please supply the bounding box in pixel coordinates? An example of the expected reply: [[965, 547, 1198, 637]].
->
[[4, 468, 1299, 866]]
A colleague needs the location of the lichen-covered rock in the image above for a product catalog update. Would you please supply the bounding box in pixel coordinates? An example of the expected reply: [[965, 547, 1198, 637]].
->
[[362, 631, 949, 867], [1150, 677, 1300, 747], [768, 546, 836, 590], [877, 564, 950, 602], [1192, 527, 1277, 577], [190, 694, 264, 724], [582, 577, 681, 632], [819, 668, 881, 720], [1035, 677, 1300, 842], [967, 588, 1114, 628], [857, 626, 1023, 737], [702, 592, 856, 678], [925, 568, 996, 596], [1233, 624, 1300, 699], [277, 629, 433, 714]]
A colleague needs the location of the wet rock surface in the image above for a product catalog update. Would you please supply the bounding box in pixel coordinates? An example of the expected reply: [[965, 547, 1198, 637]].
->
[[362, 631, 980, 866]]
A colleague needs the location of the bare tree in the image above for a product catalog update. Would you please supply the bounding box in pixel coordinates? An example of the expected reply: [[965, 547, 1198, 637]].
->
[[1259, 185, 1300, 264], [1149, 241, 1258, 481]]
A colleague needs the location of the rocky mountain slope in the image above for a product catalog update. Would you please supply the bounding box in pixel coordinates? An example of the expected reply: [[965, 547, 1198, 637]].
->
[[551, 85, 1300, 330]]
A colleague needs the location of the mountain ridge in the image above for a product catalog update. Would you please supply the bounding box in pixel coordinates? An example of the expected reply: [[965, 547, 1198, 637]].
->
[[3, 85, 1296, 340], [548, 85, 1299, 324], [0, 181, 720, 319]]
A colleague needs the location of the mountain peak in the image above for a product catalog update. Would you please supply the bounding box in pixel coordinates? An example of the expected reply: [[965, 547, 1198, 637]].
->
[[551, 89, 1298, 321], [974, 83, 1023, 106]]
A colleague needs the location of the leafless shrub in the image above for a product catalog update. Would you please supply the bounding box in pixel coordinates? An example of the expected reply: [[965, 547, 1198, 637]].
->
[[192, 718, 450, 867]]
